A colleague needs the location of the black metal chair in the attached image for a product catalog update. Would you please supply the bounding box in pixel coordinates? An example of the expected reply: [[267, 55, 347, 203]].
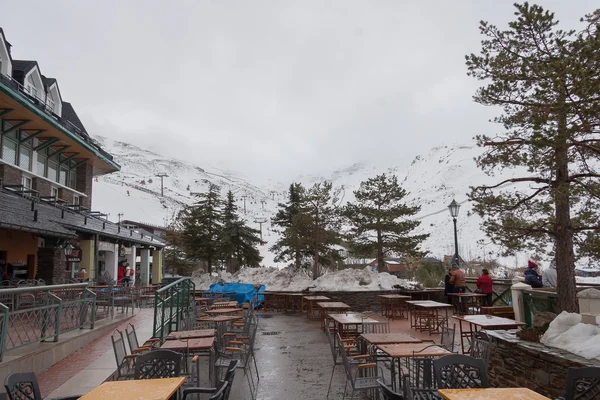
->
[[433, 354, 489, 389], [378, 380, 405, 400], [563, 366, 600, 400], [134, 349, 182, 380], [111, 330, 136, 380], [4, 372, 81, 400], [469, 331, 491, 365], [182, 360, 239, 400], [125, 323, 160, 354]]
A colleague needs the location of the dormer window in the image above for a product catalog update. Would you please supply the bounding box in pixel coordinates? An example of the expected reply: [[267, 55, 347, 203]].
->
[[46, 91, 55, 113], [26, 75, 37, 98]]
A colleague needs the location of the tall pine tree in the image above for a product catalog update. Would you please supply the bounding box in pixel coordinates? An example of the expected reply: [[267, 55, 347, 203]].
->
[[466, 3, 600, 312], [343, 173, 428, 273], [270, 183, 309, 268]]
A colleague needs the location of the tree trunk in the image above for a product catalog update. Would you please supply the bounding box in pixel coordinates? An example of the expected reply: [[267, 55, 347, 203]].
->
[[377, 229, 385, 273], [207, 254, 213, 274], [313, 209, 320, 279], [555, 102, 578, 313]]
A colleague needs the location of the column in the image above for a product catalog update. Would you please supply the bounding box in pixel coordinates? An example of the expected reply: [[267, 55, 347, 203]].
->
[[511, 282, 531, 323], [140, 248, 150, 286], [104, 243, 119, 282], [37, 247, 66, 285], [152, 249, 163, 284], [126, 245, 136, 283], [79, 240, 95, 279]]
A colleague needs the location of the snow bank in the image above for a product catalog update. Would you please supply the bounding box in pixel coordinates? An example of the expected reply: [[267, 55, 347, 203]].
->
[[193, 266, 417, 292], [540, 311, 600, 360]]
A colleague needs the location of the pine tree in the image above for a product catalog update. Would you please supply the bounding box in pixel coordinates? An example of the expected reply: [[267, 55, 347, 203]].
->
[[466, 3, 600, 312], [343, 173, 428, 273], [302, 182, 342, 278], [270, 183, 309, 268], [178, 182, 223, 274]]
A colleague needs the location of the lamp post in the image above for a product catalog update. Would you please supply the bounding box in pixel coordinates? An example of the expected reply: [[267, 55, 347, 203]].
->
[[448, 199, 461, 266], [64, 242, 74, 256]]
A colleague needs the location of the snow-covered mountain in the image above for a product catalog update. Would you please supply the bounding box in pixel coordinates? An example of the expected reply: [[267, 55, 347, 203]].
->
[[92, 136, 525, 268]]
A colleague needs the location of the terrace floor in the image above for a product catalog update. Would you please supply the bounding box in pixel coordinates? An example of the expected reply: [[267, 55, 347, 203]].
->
[[38, 308, 457, 400]]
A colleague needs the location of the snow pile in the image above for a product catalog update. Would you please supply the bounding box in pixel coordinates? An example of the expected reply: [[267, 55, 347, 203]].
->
[[540, 311, 600, 360], [192, 266, 417, 292]]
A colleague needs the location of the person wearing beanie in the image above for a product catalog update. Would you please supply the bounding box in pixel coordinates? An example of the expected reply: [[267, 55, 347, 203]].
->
[[524, 260, 543, 288]]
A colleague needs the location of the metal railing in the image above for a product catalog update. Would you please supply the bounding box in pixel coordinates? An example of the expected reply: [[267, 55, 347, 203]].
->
[[0, 283, 96, 361], [464, 277, 513, 306], [152, 278, 195, 342]]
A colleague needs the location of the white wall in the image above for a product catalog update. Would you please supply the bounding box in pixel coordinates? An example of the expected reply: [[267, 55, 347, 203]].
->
[[24, 67, 45, 102], [104, 244, 119, 282], [0, 33, 11, 76]]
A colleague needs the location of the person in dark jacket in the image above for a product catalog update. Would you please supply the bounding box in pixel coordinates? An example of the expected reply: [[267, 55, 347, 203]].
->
[[524, 260, 543, 288], [476, 269, 494, 306], [444, 269, 454, 304]]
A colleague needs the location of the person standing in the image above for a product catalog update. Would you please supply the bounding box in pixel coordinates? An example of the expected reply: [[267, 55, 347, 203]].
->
[[123, 263, 132, 287], [450, 264, 466, 313], [543, 259, 557, 288], [476, 269, 494, 307], [524, 260, 543, 288], [444, 268, 454, 304]]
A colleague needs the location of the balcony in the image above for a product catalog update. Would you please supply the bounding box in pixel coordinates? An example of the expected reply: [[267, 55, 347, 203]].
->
[[0, 73, 115, 163]]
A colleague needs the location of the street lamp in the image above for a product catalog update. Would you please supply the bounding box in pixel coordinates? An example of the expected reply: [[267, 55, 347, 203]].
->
[[63, 242, 74, 256], [448, 199, 461, 266]]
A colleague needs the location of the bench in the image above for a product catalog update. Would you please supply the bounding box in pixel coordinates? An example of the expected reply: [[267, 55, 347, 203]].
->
[[480, 306, 515, 319]]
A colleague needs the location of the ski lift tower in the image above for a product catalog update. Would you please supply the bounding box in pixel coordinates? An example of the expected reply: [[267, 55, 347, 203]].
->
[[254, 217, 268, 241], [155, 173, 169, 197]]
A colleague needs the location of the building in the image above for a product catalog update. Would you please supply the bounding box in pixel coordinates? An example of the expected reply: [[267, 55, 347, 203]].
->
[[0, 27, 165, 285], [121, 220, 169, 240]]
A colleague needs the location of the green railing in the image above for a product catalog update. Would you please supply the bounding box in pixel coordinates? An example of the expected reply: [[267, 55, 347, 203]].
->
[[0, 283, 97, 361], [522, 288, 560, 327], [465, 277, 513, 306], [152, 277, 195, 342]]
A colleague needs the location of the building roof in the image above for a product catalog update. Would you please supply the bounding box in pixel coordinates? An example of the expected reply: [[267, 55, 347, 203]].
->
[[11, 60, 37, 74], [41, 75, 57, 88], [0, 28, 12, 62], [0, 189, 165, 248], [61, 101, 88, 136]]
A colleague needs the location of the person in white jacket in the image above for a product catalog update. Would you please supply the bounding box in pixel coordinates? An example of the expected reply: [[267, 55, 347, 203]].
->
[[543, 259, 557, 288]]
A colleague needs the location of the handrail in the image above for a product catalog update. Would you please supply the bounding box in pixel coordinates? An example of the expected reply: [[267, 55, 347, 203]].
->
[[156, 277, 190, 293], [0, 282, 88, 295]]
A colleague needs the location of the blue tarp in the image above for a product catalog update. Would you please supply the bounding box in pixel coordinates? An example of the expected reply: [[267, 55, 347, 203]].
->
[[207, 282, 265, 307]]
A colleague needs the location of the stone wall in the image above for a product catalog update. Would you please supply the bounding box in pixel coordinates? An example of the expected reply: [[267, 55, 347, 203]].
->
[[37, 247, 66, 285], [487, 330, 600, 399], [0, 164, 22, 185]]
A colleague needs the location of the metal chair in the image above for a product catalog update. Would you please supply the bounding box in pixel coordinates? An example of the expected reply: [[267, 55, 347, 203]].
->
[[111, 330, 136, 380], [216, 319, 258, 395], [125, 323, 160, 354], [440, 323, 456, 352], [338, 336, 382, 400], [183, 380, 228, 400], [134, 349, 182, 380], [4, 372, 81, 400], [378, 380, 406, 400], [469, 331, 491, 365], [182, 360, 239, 400], [433, 354, 489, 389], [563, 366, 600, 400], [362, 321, 390, 334]]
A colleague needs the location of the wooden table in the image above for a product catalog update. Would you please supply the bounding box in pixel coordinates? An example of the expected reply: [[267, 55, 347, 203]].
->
[[204, 307, 243, 315], [378, 343, 452, 391], [160, 337, 215, 351], [438, 388, 550, 400], [359, 333, 422, 353], [402, 289, 444, 300], [303, 295, 331, 320], [328, 312, 379, 340], [317, 301, 351, 330], [79, 377, 185, 400], [448, 292, 487, 315], [166, 329, 215, 340], [406, 300, 452, 335], [210, 301, 239, 308], [453, 315, 526, 354], [379, 294, 411, 319], [284, 293, 306, 313]]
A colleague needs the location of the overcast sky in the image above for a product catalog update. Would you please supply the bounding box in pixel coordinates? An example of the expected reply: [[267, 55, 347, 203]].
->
[[2, 1, 597, 183]]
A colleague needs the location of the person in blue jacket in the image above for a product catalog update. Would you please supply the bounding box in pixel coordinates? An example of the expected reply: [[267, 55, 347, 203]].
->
[[524, 260, 543, 288]]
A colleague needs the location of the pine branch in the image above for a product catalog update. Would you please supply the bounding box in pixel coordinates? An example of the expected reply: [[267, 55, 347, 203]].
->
[[473, 176, 549, 191]]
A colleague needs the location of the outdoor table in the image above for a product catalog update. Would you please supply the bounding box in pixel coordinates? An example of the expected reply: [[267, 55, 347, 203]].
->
[[211, 301, 239, 308], [453, 314, 526, 353], [161, 337, 216, 385], [166, 329, 215, 340], [303, 295, 330, 320], [204, 307, 243, 315], [317, 301, 351, 330], [378, 343, 452, 392], [79, 377, 185, 400], [402, 289, 444, 301], [379, 294, 411, 319], [448, 292, 487, 315], [358, 333, 422, 353], [328, 312, 379, 341], [261, 292, 281, 312], [406, 300, 452, 335], [283, 293, 305, 313], [438, 388, 550, 400]]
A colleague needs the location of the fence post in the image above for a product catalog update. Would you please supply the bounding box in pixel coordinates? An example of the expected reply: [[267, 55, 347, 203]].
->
[[153, 290, 159, 338], [79, 288, 87, 329], [49, 293, 62, 342], [89, 290, 97, 329], [0, 303, 9, 362]]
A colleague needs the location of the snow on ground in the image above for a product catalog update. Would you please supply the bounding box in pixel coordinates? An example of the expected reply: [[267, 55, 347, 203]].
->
[[541, 311, 600, 360], [193, 266, 418, 292]]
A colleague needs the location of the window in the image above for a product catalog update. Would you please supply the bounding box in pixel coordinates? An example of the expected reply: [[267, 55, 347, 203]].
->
[[73, 195, 80, 206], [69, 169, 77, 189], [22, 176, 32, 189], [19, 146, 32, 171], [37, 152, 46, 176], [1, 135, 17, 165], [26, 75, 37, 98], [46, 91, 55, 113], [51, 187, 58, 198], [47, 157, 58, 181], [59, 166, 68, 186]]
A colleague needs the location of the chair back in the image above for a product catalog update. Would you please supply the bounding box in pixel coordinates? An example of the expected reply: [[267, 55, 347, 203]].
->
[[210, 381, 229, 400], [469, 331, 491, 364], [325, 320, 338, 364], [223, 360, 240, 400], [125, 324, 140, 353], [336, 333, 354, 382], [564, 366, 600, 400], [4, 372, 42, 400], [362, 321, 390, 334], [134, 349, 182, 379], [433, 354, 489, 389], [440, 323, 456, 352], [111, 330, 128, 363], [378, 380, 404, 400]]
